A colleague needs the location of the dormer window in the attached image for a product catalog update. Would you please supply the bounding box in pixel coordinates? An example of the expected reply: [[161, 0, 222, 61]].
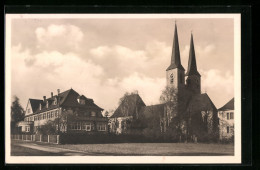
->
[[53, 98, 57, 105], [77, 98, 85, 105], [39, 104, 42, 110], [46, 101, 49, 108], [27, 108, 31, 114], [91, 111, 96, 117], [80, 100, 85, 105]]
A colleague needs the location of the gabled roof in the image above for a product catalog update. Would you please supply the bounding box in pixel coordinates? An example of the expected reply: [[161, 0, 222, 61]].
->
[[29, 99, 43, 113], [28, 88, 103, 115], [218, 98, 234, 111], [187, 93, 217, 114], [140, 104, 165, 119], [185, 33, 201, 77], [166, 23, 185, 71], [111, 93, 146, 118]]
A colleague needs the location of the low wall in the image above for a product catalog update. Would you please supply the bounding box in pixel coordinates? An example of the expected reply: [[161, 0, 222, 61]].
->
[[11, 134, 59, 144]]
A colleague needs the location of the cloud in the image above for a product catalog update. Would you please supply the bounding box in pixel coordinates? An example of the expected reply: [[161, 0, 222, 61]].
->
[[117, 72, 166, 105], [35, 24, 84, 52], [89, 40, 171, 79], [11, 44, 166, 111], [11, 44, 104, 108], [200, 69, 234, 108]]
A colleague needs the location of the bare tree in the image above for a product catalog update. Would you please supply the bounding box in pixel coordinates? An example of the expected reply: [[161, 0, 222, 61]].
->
[[159, 86, 192, 142]]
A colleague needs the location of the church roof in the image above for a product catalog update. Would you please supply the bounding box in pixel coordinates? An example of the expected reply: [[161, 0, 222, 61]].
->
[[218, 98, 234, 111], [140, 104, 165, 119], [166, 23, 185, 71], [185, 33, 201, 77], [110, 93, 146, 118], [187, 93, 217, 114]]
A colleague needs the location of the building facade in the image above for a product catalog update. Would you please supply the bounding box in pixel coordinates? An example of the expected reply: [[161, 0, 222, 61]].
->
[[218, 98, 234, 140], [17, 88, 108, 134]]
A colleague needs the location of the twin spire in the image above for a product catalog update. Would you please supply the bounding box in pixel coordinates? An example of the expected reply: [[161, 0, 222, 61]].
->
[[167, 22, 200, 77], [166, 23, 185, 71]]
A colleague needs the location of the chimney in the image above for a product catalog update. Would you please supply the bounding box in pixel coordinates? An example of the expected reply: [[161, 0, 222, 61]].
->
[[57, 89, 60, 95], [51, 92, 53, 98], [43, 96, 46, 102]]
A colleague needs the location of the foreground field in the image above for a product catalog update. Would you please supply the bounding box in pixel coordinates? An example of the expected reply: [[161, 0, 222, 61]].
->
[[47, 142, 234, 156], [11, 140, 234, 156]]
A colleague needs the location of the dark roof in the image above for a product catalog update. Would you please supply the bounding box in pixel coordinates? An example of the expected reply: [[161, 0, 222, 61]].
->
[[140, 104, 165, 119], [218, 98, 234, 111], [28, 88, 103, 115], [166, 23, 185, 71], [29, 99, 43, 112], [187, 93, 217, 114], [111, 94, 146, 118], [185, 33, 201, 77]]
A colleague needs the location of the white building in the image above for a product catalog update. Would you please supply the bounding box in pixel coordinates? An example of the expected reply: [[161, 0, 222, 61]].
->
[[218, 98, 234, 140]]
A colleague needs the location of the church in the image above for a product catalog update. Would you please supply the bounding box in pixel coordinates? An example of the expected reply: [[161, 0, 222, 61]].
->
[[110, 23, 219, 142]]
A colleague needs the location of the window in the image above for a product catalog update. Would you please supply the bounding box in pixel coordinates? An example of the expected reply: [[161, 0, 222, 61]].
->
[[51, 111, 54, 118], [30, 116, 33, 121], [25, 126, 30, 132], [46, 101, 49, 108], [55, 110, 59, 117], [80, 100, 85, 105], [226, 112, 230, 120], [34, 116, 37, 121], [227, 126, 230, 133], [39, 104, 42, 110], [91, 111, 96, 117], [47, 112, 50, 119], [97, 124, 106, 131], [43, 113, 46, 119], [170, 74, 174, 84], [82, 122, 92, 131], [230, 112, 234, 119], [27, 108, 31, 113], [70, 122, 81, 130], [53, 98, 57, 105]]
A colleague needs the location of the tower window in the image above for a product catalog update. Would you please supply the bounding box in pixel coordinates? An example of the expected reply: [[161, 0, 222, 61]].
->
[[170, 74, 174, 84]]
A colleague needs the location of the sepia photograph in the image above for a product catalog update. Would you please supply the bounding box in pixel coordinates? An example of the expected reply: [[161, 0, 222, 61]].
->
[[5, 14, 241, 164]]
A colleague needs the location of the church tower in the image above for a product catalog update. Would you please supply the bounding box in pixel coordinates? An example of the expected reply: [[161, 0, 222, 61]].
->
[[185, 33, 201, 94], [166, 23, 185, 92]]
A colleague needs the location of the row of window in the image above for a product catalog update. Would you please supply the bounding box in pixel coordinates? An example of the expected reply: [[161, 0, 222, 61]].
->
[[226, 112, 234, 120], [69, 122, 107, 131], [25, 110, 59, 122]]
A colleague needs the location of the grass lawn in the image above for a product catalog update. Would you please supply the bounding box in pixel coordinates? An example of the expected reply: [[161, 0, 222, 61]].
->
[[47, 142, 234, 156], [11, 143, 61, 156]]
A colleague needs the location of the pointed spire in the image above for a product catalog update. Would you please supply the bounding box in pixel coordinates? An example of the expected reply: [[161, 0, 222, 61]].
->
[[166, 22, 185, 71], [186, 33, 201, 76]]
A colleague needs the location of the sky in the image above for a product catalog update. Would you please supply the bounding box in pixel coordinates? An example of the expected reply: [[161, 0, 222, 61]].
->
[[9, 16, 234, 111]]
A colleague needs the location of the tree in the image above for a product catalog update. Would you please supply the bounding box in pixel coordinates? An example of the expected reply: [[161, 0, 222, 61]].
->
[[37, 120, 57, 135], [159, 86, 192, 142], [11, 96, 24, 133], [11, 96, 25, 123]]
